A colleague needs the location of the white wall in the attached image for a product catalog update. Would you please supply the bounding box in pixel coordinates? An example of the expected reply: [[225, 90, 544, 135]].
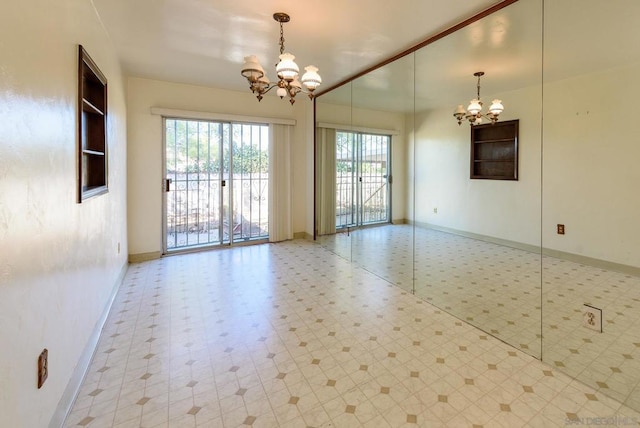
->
[[412, 84, 542, 246], [126, 78, 311, 256], [0, 0, 128, 426], [315, 102, 408, 223], [542, 62, 640, 267], [410, 62, 640, 269]]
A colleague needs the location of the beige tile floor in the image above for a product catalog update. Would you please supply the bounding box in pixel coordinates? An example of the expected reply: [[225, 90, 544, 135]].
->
[[325, 224, 640, 411], [64, 239, 640, 427]]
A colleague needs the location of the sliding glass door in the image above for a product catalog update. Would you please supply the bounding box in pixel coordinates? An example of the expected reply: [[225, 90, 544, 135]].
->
[[164, 119, 269, 252], [336, 130, 391, 229]]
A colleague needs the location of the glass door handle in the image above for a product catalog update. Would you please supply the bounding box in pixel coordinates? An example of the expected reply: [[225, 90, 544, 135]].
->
[[165, 178, 172, 192], [221, 180, 226, 187]]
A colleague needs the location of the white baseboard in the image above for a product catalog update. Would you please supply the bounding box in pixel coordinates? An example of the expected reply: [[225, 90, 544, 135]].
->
[[415, 222, 640, 277], [49, 261, 128, 428]]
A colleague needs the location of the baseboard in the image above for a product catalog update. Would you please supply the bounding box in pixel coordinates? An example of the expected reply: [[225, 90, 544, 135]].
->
[[421, 222, 541, 254], [415, 222, 640, 277], [392, 218, 407, 225], [49, 261, 128, 428], [128, 251, 162, 263], [541, 248, 640, 277], [293, 231, 313, 240]]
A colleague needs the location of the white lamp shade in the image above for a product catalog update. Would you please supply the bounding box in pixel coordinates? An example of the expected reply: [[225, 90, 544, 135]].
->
[[467, 99, 482, 115], [489, 99, 504, 115], [454, 105, 466, 115], [301, 65, 322, 90], [276, 86, 287, 99], [276, 53, 299, 82], [241, 55, 265, 81]]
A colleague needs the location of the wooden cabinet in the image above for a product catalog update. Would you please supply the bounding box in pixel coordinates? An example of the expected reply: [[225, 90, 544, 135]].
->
[[78, 45, 108, 202], [470, 119, 518, 180]]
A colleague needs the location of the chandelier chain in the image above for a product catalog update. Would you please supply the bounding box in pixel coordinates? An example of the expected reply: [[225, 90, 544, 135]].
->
[[279, 21, 285, 55]]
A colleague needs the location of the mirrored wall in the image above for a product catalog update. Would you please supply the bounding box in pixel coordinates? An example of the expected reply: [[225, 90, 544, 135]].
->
[[349, 54, 416, 293], [315, 0, 640, 412], [412, 0, 543, 360], [540, 0, 640, 411], [316, 81, 353, 261]]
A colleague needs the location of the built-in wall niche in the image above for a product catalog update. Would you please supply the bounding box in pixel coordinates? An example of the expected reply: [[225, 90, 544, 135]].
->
[[470, 119, 518, 180], [78, 45, 108, 202]]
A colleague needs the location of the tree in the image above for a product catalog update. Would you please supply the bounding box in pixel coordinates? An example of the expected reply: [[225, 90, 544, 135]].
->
[[165, 119, 268, 174]]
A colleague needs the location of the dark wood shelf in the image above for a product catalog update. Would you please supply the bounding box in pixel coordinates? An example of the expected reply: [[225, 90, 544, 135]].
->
[[82, 98, 105, 116], [470, 120, 519, 180], [78, 45, 108, 203], [472, 138, 514, 144], [83, 149, 105, 156]]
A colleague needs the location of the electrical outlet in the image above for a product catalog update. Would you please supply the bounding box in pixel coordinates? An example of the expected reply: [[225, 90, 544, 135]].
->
[[433, 207, 438, 214], [117, 242, 121, 254], [583, 304, 602, 332], [557, 224, 565, 235], [38, 349, 48, 389]]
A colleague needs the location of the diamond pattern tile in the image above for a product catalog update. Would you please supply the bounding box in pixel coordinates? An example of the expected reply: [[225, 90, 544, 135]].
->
[[62, 239, 640, 427]]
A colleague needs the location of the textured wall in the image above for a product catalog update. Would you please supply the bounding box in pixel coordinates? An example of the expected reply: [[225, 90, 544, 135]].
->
[[0, 0, 128, 426]]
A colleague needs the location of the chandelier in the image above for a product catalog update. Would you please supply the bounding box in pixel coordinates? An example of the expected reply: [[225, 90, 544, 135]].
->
[[241, 13, 322, 105], [453, 72, 504, 126]]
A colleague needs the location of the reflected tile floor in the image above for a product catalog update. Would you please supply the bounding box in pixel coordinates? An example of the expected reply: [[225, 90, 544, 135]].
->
[[339, 224, 640, 411], [64, 240, 640, 427]]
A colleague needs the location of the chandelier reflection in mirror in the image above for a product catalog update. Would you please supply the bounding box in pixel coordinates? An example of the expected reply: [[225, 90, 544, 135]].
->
[[453, 72, 504, 125], [241, 13, 322, 105]]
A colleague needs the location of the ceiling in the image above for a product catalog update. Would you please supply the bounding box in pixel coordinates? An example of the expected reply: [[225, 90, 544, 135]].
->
[[93, 0, 640, 113], [92, 0, 504, 93], [317, 0, 640, 112], [322, 0, 544, 112]]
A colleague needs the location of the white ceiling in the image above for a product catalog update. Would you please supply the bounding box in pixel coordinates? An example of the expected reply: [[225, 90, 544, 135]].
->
[[323, 0, 544, 112], [92, 0, 504, 93], [93, 0, 640, 113], [317, 0, 640, 112]]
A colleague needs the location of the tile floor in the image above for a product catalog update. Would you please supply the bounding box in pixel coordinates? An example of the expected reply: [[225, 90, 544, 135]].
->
[[322, 224, 640, 410], [64, 239, 640, 427]]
